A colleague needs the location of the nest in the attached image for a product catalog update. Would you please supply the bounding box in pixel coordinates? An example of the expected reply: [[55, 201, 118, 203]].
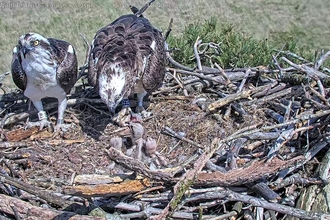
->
[[0, 3, 330, 220]]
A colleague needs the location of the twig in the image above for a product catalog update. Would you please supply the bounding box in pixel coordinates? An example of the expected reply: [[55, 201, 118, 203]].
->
[[0, 194, 102, 220], [208, 90, 253, 112], [314, 50, 330, 70], [194, 36, 203, 70], [164, 18, 173, 41], [275, 50, 311, 63], [221, 109, 330, 143], [244, 87, 292, 106], [135, 0, 156, 17], [166, 53, 194, 71], [281, 56, 329, 79], [161, 126, 205, 148], [309, 86, 330, 106], [167, 68, 226, 84], [78, 33, 91, 79], [272, 54, 283, 77], [153, 138, 223, 219], [270, 173, 324, 190], [106, 147, 174, 182], [0, 173, 74, 208], [237, 68, 251, 92]]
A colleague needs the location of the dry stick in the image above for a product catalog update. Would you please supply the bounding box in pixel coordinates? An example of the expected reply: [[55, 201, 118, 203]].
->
[[267, 127, 295, 160], [244, 87, 292, 106], [161, 126, 204, 148], [309, 86, 330, 106], [151, 95, 195, 101], [275, 50, 311, 63], [106, 147, 174, 182], [311, 74, 326, 98], [0, 194, 101, 220], [167, 68, 225, 84], [163, 18, 173, 41], [78, 33, 91, 79], [214, 62, 231, 84], [183, 189, 327, 220], [281, 56, 329, 79], [270, 173, 323, 190], [314, 50, 330, 70], [251, 80, 279, 98], [208, 90, 253, 112], [223, 109, 330, 143], [231, 123, 263, 136], [171, 69, 188, 96], [166, 53, 194, 71], [237, 69, 251, 92], [272, 54, 283, 77], [194, 36, 203, 71], [152, 138, 224, 219], [134, 0, 156, 17], [278, 135, 330, 179], [0, 173, 73, 208], [120, 206, 217, 219]]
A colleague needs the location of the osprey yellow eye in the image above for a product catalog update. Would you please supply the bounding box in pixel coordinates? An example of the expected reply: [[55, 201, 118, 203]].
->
[[33, 40, 39, 46]]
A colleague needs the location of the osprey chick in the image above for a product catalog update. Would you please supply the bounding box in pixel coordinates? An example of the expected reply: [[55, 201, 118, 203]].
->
[[11, 33, 78, 130], [88, 14, 166, 125]]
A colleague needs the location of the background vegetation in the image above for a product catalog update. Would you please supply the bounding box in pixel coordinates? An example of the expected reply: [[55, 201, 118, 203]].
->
[[1, 0, 329, 86]]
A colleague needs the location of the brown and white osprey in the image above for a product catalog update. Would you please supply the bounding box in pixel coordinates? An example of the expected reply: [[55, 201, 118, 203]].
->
[[87, 14, 166, 124], [11, 33, 78, 130]]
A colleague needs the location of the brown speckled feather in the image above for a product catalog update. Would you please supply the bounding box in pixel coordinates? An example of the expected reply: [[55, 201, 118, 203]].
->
[[48, 38, 78, 93], [88, 14, 166, 97]]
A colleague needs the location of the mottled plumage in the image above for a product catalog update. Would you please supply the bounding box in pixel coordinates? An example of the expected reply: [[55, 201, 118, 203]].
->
[[11, 32, 78, 130], [88, 14, 166, 115]]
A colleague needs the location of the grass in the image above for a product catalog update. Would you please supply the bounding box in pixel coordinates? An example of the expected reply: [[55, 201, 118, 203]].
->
[[167, 18, 317, 69], [1, 0, 330, 86]]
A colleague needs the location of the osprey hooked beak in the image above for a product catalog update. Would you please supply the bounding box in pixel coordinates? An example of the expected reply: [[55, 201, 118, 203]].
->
[[22, 46, 32, 58], [109, 106, 116, 115]]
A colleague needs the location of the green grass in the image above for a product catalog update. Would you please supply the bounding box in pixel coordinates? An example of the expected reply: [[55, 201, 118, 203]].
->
[[168, 18, 317, 69], [1, 0, 330, 87]]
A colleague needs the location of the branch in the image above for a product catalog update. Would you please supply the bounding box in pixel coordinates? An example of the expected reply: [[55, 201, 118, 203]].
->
[[135, 0, 156, 17], [0, 194, 102, 220], [0, 172, 73, 208], [314, 50, 330, 70]]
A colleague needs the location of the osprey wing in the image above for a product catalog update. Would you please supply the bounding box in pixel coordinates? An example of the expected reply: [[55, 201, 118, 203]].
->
[[48, 38, 78, 94], [89, 15, 141, 92]]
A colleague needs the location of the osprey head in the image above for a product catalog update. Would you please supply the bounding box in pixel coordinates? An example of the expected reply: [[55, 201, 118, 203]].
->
[[17, 32, 50, 59], [98, 67, 127, 114]]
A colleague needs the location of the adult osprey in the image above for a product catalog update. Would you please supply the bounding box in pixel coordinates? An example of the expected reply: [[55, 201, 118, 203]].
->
[[11, 33, 78, 130], [88, 14, 166, 124]]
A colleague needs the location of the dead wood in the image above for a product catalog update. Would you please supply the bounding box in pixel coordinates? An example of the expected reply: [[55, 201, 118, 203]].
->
[[196, 156, 305, 187], [73, 173, 145, 185], [63, 178, 150, 197], [183, 188, 328, 220], [0, 172, 73, 208], [153, 138, 223, 219], [105, 147, 174, 182], [0, 194, 102, 220], [249, 182, 281, 202], [167, 68, 227, 84], [208, 89, 253, 112]]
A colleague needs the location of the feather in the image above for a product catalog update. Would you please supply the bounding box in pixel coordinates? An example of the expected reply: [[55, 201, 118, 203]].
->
[[88, 14, 166, 111], [10, 32, 78, 128]]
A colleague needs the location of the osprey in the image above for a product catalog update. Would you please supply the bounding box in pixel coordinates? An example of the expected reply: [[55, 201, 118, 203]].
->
[[11, 33, 78, 130], [88, 14, 166, 124]]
